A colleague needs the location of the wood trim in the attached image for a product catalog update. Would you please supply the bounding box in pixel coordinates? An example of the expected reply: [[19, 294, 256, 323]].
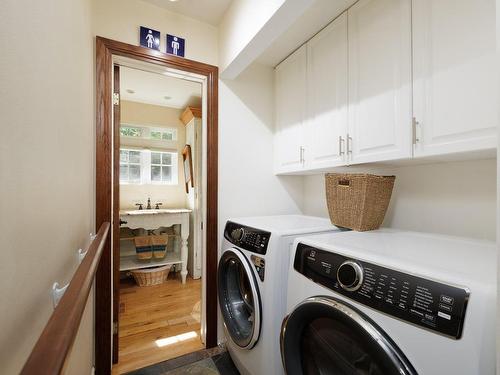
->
[[21, 223, 111, 375], [112, 65, 121, 364], [180, 106, 202, 126], [95, 36, 219, 375]]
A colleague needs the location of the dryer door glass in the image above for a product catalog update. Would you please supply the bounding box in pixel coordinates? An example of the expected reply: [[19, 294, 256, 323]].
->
[[218, 248, 261, 349], [281, 296, 417, 375]]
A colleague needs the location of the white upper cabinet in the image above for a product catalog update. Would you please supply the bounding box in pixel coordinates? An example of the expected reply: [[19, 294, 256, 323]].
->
[[305, 12, 348, 171], [348, 0, 412, 165], [412, 0, 497, 157], [274, 45, 307, 174]]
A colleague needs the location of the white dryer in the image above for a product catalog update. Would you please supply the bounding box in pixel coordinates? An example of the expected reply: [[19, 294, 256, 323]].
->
[[281, 229, 496, 375], [218, 215, 342, 375]]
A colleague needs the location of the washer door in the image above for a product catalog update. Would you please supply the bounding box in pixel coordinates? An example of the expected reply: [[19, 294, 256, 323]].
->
[[218, 248, 261, 349], [281, 296, 417, 375]]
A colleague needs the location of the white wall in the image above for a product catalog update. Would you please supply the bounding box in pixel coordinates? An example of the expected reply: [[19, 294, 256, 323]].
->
[[0, 0, 95, 374], [218, 63, 304, 236], [93, 0, 218, 66], [219, 0, 285, 72], [302, 159, 497, 241]]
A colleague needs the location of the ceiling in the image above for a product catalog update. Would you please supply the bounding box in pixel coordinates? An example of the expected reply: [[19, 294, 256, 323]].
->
[[140, 0, 233, 26], [120, 66, 202, 109]]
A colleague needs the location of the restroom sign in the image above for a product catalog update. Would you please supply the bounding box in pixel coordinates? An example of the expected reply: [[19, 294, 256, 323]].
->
[[166, 34, 185, 57], [140, 26, 160, 51]]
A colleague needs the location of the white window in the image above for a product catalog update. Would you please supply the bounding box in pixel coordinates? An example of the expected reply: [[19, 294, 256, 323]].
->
[[150, 128, 177, 141], [120, 126, 144, 138], [120, 124, 177, 141], [119, 148, 178, 185], [151, 151, 176, 184], [120, 149, 142, 183]]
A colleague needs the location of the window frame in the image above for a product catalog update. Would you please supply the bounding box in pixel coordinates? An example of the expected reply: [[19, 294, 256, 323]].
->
[[150, 150, 178, 185], [119, 148, 143, 184], [119, 148, 178, 186], [120, 123, 178, 142]]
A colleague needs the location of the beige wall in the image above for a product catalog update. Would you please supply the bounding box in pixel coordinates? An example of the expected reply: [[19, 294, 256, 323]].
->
[[0, 0, 95, 374], [93, 0, 218, 66], [120, 100, 187, 209]]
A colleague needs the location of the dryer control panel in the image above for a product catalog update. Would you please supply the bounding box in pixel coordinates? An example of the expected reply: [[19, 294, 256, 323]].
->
[[294, 243, 470, 339], [224, 221, 271, 255]]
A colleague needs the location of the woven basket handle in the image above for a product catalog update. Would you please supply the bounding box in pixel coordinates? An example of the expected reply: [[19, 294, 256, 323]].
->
[[338, 179, 351, 187]]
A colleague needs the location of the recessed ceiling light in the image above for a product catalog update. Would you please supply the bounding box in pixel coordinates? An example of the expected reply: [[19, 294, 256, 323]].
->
[[169, 0, 180, 2], [126, 89, 135, 94], [164, 96, 172, 100]]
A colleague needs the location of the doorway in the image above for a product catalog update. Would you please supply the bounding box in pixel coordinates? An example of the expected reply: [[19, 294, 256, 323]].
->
[[95, 37, 218, 375]]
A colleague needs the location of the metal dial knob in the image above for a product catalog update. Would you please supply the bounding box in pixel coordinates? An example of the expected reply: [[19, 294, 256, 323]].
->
[[231, 228, 245, 242], [337, 260, 363, 292]]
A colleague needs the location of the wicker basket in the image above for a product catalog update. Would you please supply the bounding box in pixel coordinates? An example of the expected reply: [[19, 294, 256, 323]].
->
[[151, 235, 168, 259], [325, 173, 395, 231], [134, 236, 152, 260], [129, 265, 171, 287]]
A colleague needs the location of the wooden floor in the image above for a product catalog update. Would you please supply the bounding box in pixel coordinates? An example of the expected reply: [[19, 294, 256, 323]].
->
[[112, 273, 204, 374]]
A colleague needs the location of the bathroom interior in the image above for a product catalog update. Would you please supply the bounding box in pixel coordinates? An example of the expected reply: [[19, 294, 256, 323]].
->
[[114, 65, 204, 374]]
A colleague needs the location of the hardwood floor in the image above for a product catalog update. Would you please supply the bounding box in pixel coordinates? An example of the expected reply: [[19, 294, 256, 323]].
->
[[112, 273, 204, 374]]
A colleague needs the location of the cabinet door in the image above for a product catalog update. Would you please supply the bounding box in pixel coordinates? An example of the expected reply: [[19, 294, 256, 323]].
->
[[305, 12, 348, 170], [274, 45, 307, 174], [348, 0, 412, 164], [412, 0, 497, 157]]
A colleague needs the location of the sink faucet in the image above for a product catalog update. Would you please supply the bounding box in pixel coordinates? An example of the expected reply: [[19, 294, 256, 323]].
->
[[147, 197, 152, 210]]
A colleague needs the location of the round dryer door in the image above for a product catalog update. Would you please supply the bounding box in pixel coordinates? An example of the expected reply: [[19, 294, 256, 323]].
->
[[281, 296, 417, 375], [218, 248, 261, 349]]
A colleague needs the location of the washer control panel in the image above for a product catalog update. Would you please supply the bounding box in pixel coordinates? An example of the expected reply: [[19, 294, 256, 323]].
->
[[294, 243, 470, 339], [224, 221, 271, 255]]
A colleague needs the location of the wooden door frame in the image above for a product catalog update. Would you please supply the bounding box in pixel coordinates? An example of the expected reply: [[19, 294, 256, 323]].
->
[[95, 36, 219, 375]]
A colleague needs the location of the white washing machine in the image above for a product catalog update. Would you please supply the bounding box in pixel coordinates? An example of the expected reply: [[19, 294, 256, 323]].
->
[[217, 215, 343, 375], [281, 229, 496, 375]]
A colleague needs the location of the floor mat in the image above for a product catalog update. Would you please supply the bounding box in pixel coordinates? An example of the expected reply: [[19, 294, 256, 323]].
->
[[126, 348, 239, 375]]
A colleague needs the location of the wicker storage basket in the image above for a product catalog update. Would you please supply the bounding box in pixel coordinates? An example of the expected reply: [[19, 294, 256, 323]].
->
[[134, 236, 152, 260], [325, 173, 396, 231], [129, 265, 171, 287], [151, 235, 168, 259]]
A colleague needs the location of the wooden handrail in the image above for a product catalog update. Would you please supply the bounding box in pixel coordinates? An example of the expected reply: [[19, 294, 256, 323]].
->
[[21, 222, 110, 375]]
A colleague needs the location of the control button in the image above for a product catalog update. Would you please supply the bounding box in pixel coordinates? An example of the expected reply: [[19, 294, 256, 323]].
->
[[440, 295, 454, 305], [337, 260, 364, 292], [439, 303, 453, 313], [438, 311, 451, 320]]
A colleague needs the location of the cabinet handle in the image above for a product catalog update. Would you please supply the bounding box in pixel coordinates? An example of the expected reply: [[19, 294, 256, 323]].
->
[[339, 136, 345, 156], [300, 146, 305, 163], [347, 134, 352, 155], [412, 117, 420, 144]]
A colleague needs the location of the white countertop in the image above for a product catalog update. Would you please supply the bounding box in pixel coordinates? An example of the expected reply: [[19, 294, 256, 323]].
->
[[120, 208, 192, 216]]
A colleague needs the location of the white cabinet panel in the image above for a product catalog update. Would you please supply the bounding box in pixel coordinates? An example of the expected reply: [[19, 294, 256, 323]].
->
[[305, 12, 348, 170], [412, 0, 497, 157], [348, 0, 412, 164], [274, 45, 307, 174]]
